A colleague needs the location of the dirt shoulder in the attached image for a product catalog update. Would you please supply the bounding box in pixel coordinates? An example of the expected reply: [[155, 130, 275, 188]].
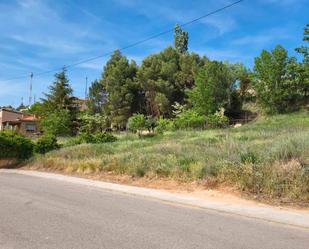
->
[[23, 164, 309, 212]]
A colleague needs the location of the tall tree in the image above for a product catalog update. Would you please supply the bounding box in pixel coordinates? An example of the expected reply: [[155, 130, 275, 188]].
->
[[224, 62, 250, 113], [253, 45, 302, 113], [41, 68, 77, 135], [42, 68, 73, 111], [87, 79, 108, 114], [174, 24, 189, 54], [137, 47, 181, 117], [295, 23, 309, 100], [101, 50, 139, 129], [137, 47, 207, 117], [296, 23, 309, 61], [188, 61, 230, 115]]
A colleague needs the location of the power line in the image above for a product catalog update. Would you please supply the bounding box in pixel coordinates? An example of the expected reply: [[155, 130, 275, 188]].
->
[[2, 0, 244, 82]]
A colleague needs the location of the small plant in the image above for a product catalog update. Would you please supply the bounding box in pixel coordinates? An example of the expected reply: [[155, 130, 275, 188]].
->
[[0, 131, 34, 159], [35, 134, 60, 154], [64, 136, 84, 147], [92, 132, 117, 143], [133, 166, 146, 177], [240, 151, 258, 164], [174, 109, 206, 129], [206, 114, 229, 128], [79, 132, 117, 144], [155, 117, 175, 134], [127, 114, 150, 136]]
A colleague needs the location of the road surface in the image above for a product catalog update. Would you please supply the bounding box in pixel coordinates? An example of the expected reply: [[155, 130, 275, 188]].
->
[[0, 172, 309, 249]]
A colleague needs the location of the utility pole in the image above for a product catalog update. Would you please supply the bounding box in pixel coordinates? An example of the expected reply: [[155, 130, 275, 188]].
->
[[85, 76, 88, 99], [29, 72, 33, 106]]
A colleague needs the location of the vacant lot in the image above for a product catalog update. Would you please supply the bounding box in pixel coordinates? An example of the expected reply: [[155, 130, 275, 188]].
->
[[29, 112, 309, 204]]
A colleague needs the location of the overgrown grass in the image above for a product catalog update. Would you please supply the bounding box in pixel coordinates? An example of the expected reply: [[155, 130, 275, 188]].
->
[[30, 111, 309, 203]]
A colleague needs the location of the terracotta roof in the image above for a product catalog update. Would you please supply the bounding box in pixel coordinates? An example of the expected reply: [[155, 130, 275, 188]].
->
[[0, 108, 23, 115], [19, 115, 37, 121]]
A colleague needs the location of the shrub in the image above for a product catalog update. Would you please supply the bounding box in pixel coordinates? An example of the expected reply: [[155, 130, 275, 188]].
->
[[206, 114, 229, 128], [240, 151, 258, 164], [155, 117, 175, 134], [80, 132, 117, 144], [0, 131, 34, 159], [92, 132, 117, 143], [64, 136, 84, 147], [79, 113, 108, 134], [40, 109, 72, 136], [35, 134, 60, 154], [133, 166, 147, 177], [174, 109, 206, 129], [127, 114, 149, 135]]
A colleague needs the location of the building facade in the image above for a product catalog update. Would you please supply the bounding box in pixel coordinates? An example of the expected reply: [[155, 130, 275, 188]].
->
[[0, 108, 39, 136]]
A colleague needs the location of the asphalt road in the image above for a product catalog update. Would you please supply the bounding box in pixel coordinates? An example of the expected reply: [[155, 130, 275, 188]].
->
[[1, 172, 309, 249]]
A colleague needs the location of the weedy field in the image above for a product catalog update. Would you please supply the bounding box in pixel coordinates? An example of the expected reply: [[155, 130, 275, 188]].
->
[[29, 111, 309, 204]]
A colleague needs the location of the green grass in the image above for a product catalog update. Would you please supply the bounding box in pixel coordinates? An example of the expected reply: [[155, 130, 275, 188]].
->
[[30, 111, 309, 203]]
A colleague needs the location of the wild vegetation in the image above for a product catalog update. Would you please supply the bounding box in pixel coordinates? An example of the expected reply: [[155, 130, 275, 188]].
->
[[25, 23, 308, 136], [0, 131, 34, 160], [30, 111, 309, 203], [4, 23, 309, 204]]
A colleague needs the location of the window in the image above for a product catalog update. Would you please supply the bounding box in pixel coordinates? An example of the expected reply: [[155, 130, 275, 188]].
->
[[25, 123, 36, 132]]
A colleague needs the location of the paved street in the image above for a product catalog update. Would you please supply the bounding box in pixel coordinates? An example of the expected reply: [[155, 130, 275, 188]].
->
[[1, 172, 309, 249]]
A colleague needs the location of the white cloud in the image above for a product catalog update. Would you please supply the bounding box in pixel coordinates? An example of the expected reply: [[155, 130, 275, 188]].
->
[[201, 15, 237, 35], [232, 28, 292, 47], [78, 60, 105, 70], [196, 47, 251, 63], [112, 0, 238, 35], [260, 0, 306, 6]]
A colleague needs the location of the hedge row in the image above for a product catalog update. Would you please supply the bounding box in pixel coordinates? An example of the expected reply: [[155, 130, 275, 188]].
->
[[0, 131, 34, 159]]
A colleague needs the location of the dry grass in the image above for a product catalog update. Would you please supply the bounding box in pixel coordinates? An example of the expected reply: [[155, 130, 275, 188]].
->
[[29, 111, 309, 204]]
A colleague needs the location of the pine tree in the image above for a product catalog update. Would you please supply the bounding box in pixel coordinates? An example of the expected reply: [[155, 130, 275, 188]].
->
[[43, 68, 73, 111], [87, 79, 108, 114], [101, 50, 139, 129], [41, 68, 77, 135], [137, 47, 207, 117], [137, 47, 179, 117]]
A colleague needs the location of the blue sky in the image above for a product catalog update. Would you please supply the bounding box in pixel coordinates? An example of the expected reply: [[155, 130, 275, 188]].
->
[[0, 0, 308, 107]]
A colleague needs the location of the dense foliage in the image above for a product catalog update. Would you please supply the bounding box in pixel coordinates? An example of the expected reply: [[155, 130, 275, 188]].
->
[[32, 112, 309, 203], [80, 132, 117, 144], [127, 114, 150, 134], [100, 51, 139, 129], [188, 61, 230, 115], [40, 68, 78, 136], [35, 134, 60, 154], [253, 45, 304, 113], [29, 23, 308, 133], [0, 131, 34, 159]]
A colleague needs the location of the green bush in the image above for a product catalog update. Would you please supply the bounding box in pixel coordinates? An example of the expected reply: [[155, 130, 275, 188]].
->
[[92, 132, 117, 143], [155, 117, 175, 134], [206, 114, 229, 128], [240, 151, 258, 164], [80, 132, 117, 144], [64, 136, 84, 147], [40, 109, 72, 136], [0, 131, 34, 159], [174, 109, 206, 129], [35, 134, 60, 154], [127, 114, 149, 134]]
